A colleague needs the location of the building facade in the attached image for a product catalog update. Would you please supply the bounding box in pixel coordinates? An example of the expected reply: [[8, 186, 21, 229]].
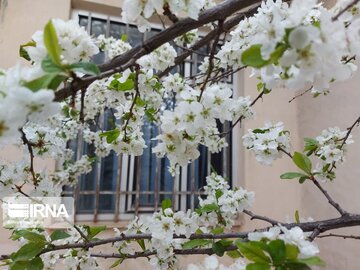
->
[[1, 0, 360, 269]]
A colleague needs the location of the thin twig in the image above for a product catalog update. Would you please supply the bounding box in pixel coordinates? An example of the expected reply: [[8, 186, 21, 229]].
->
[[332, 0, 360, 21], [328, 116, 360, 173], [243, 210, 279, 226], [198, 20, 224, 101], [318, 233, 360, 240], [288, 86, 313, 103], [19, 128, 37, 185]]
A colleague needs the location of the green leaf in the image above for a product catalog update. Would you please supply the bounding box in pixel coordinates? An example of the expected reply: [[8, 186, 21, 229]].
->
[[253, 129, 267, 134], [50, 230, 70, 241], [87, 225, 106, 240], [161, 198, 172, 211], [136, 239, 146, 251], [23, 73, 65, 91], [267, 239, 286, 265], [269, 44, 288, 64], [280, 172, 308, 180], [99, 129, 120, 144], [27, 257, 44, 270], [14, 230, 46, 243], [145, 108, 157, 122], [43, 20, 62, 65], [11, 242, 45, 262], [295, 210, 300, 224], [285, 262, 312, 270], [110, 258, 124, 268], [212, 241, 228, 257], [241, 45, 269, 68], [9, 261, 27, 270], [285, 244, 299, 260], [183, 239, 212, 249], [211, 227, 224, 234], [246, 263, 271, 270], [298, 176, 307, 184], [135, 97, 146, 107], [109, 76, 135, 92], [19, 41, 36, 61], [121, 34, 127, 42], [297, 257, 325, 266], [226, 250, 242, 259], [69, 62, 100, 76], [215, 189, 224, 200], [41, 57, 64, 73], [237, 241, 271, 264], [292, 152, 312, 174], [200, 203, 219, 213]]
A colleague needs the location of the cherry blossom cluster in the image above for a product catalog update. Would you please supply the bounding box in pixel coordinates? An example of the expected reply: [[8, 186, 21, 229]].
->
[[97, 35, 132, 60], [153, 82, 254, 174], [306, 127, 354, 182], [243, 122, 291, 165], [27, 19, 99, 65], [113, 173, 254, 270], [121, 0, 214, 32], [0, 65, 60, 146], [216, 0, 360, 95], [137, 43, 177, 72]]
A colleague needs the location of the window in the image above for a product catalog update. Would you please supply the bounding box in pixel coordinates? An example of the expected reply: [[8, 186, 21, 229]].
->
[[63, 11, 235, 222]]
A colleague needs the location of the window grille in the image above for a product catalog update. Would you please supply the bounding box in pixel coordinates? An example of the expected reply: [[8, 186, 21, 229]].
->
[[63, 12, 234, 222]]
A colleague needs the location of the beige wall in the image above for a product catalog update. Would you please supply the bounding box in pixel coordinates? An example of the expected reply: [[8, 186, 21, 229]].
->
[[0, 0, 71, 69], [0, 0, 359, 269], [0, 0, 71, 257], [296, 67, 360, 269]]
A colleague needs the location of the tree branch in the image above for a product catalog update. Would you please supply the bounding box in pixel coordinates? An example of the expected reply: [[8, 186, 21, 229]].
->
[[243, 209, 280, 226], [311, 178, 348, 216], [54, 0, 262, 103]]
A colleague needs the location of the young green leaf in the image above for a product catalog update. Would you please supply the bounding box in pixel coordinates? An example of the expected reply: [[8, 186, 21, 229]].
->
[[137, 239, 146, 251], [237, 241, 271, 264], [285, 244, 299, 260], [43, 20, 62, 65], [41, 57, 64, 73], [87, 225, 107, 240], [182, 239, 212, 249], [99, 129, 120, 144], [23, 73, 66, 91], [297, 256, 325, 266], [110, 258, 125, 268], [226, 250, 242, 259], [292, 152, 312, 174], [50, 230, 71, 241], [161, 198, 172, 210], [241, 45, 269, 68], [27, 257, 44, 270], [212, 241, 227, 257], [295, 210, 300, 224], [280, 172, 308, 180], [19, 41, 36, 61], [69, 62, 100, 76], [199, 203, 219, 213], [267, 240, 286, 265], [13, 230, 46, 243], [246, 262, 271, 270], [11, 242, 46, 262]]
